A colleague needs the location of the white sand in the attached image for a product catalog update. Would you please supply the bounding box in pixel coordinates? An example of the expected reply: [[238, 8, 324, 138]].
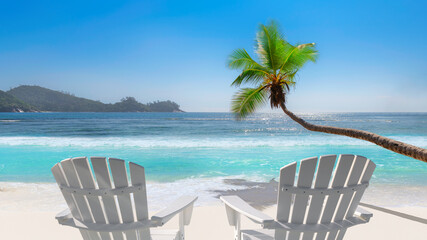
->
[[1, 181, 426, 239], [1, 204, 426, 240]]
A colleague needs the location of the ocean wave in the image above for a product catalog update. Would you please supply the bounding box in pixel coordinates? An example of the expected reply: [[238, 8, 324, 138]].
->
[[241, 127, 298, 133], [1, 175, 426, 212], [0, 120, 21, 122], [178, 118, 234, 121], [0, 176, 255, 211], [0, 135, 425, 148]]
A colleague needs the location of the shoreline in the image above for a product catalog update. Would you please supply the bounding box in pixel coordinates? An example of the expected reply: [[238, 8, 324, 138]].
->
[[2, 178, 426, 213]]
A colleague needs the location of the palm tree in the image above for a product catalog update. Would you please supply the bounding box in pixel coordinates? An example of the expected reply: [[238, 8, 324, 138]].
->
[[230, 21, 427, 163]]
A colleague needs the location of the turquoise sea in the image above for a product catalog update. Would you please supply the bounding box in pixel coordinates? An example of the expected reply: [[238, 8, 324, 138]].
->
[[0, 112, 426, 208]]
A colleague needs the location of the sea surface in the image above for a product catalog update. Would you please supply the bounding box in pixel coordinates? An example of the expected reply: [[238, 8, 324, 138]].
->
[[0, 112, 426, 210]]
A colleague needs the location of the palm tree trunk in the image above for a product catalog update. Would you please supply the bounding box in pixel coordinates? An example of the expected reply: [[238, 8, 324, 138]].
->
[[279, 103, 427, 163]]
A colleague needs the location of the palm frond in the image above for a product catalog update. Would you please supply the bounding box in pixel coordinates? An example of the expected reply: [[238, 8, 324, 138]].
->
[[228, 48, 266, 70], [279, 43, 318, 73], [231, 67, 269, 87], [255, 21, 287, 71], [229, 20, 318, 118], [231, 86, 268, 119]]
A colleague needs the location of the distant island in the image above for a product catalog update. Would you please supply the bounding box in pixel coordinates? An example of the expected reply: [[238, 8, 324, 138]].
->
[[0, 85, 183, 112]]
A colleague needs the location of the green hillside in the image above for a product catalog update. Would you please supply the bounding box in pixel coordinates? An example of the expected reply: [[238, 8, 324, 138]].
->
[[147, 100, 182, 112], [0, 90, 37, 112], [4, 85, 182, 112], [7, 85, 107, 112], [109, 97, 149, 112]]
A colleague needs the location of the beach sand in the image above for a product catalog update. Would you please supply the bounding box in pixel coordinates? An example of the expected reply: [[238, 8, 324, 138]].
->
[[1, 179, 426, 239], [1, 179, 427, 239], [1, 181, 427, 240], [1, 205, 426, 240]]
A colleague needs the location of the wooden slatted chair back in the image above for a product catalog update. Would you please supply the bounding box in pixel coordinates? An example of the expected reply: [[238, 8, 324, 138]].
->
[[275, 154, 375, 240], [52, 157, 151, 240]]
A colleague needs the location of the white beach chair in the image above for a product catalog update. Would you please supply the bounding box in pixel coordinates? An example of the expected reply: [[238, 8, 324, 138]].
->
[[220, 154, 376, 240], [52, 157, 197, 240]]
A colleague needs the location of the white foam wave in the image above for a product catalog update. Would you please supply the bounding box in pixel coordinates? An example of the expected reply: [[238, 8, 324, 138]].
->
[[1, 176, 426, 212], [0, 176, 254, 212], [0, 135, 425, 148]]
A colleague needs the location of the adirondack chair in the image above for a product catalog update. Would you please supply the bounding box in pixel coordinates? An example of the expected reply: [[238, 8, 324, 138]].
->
[[52, 157, 197, 240], [220, 154, 376, 240]]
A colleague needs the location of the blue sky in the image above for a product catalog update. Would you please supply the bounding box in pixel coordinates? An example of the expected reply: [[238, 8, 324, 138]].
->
[[0, 0, 426, 112]]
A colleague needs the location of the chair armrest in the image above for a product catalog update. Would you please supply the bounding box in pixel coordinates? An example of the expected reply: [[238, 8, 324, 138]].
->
[[56, 208, 72, 224], [151, 196, 197, 226], [220, 195, 274, 225], [354, 206, 373, 222]]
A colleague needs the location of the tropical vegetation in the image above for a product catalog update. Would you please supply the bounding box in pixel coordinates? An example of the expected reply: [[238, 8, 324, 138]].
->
[[2, 85, 182, 112], [229, 21, 427, 162], [0, 90, 37, 112]]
